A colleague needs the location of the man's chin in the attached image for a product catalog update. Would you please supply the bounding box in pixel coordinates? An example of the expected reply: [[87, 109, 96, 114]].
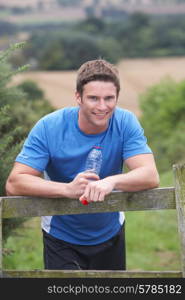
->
[[93, 120, 109, 130]]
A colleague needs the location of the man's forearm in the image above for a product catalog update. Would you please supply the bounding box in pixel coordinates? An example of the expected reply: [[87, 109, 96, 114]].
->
[[6, 171, 100, 199], [107, 167, 159, 192], [6, 174, 69, 198]]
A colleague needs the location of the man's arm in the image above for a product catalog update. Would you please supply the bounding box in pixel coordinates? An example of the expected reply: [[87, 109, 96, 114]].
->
[[5, 162, 99, 199], [79, 153, 159, 202], [110, 153, 159, 192]]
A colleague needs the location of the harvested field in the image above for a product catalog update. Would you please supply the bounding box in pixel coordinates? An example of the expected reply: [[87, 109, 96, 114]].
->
[[12, 57, 185, 117]]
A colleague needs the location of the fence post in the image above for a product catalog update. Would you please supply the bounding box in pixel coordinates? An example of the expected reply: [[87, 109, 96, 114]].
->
[[0, 198, 2, 277], [173, 163, 185, 278]]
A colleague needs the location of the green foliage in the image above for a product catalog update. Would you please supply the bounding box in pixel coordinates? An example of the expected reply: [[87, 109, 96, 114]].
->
[[36, 31, 123, 70], [76, 17, 105, 34], [57, 0, 82, 6], [139, 78, 185, 172], [0, 43, 54, 240], [17, 80, 44, 101], [19, 13, 185, 70], [0, 21, 17, 36], [0, 105, 24, 195]]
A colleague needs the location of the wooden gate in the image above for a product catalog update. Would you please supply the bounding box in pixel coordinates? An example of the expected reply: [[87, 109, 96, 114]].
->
[[0, 163, 184, 278]]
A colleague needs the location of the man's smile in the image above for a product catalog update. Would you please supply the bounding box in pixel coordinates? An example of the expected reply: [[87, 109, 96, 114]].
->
[[92, 112, 109, 118]]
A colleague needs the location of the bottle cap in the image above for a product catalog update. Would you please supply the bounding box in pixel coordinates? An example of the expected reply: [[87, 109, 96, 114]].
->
[[81, 199, 89, 205], [80, 196, 89, 205]]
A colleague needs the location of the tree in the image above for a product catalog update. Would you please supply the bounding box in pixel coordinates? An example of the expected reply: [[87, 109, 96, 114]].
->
[[39, 31, 121, 70], [76, 17, 105, 34]]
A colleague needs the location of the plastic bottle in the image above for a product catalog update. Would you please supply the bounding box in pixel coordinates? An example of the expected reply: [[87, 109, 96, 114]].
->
[[85, 146, 102, 175], [80, 146, 102, 205]]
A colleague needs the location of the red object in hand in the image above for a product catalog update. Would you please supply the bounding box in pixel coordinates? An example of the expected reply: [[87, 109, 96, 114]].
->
[[80, 197, 89, 205]]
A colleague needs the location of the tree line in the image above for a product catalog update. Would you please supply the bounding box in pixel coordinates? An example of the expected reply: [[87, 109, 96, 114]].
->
[[1, 12, 185, 70]]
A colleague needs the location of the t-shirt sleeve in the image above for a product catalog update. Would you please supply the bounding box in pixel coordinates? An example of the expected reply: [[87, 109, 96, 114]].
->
[[122, 111, 152, 160], [15, 119, 50, 172]]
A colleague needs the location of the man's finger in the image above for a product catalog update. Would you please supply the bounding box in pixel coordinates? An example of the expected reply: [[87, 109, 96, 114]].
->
[[83, 172, 100, 180]]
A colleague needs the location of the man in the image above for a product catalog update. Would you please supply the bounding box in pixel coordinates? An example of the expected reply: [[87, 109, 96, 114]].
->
[[6, 59, 159, 270]]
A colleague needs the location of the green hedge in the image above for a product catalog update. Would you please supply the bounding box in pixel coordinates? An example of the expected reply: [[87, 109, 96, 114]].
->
[[0, 43, 54, 240]]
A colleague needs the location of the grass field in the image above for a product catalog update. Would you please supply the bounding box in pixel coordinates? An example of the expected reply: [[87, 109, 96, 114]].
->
[[3, 210, 180, 271], [3, 209, 181, 272], [12, 56, 185, 117]]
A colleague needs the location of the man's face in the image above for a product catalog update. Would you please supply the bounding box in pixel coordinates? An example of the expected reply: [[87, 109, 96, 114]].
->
[[76, 81, 118, 134]]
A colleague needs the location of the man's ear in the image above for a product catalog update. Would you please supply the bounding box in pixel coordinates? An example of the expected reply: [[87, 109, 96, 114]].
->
[[75, 91, 82, 105]]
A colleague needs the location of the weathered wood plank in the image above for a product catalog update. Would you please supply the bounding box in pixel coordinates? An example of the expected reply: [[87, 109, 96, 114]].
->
[[0, 199, 2, 277], [2, 187, 175, 218], [173, 163, 185, 278], [2, 269, 182, 278]]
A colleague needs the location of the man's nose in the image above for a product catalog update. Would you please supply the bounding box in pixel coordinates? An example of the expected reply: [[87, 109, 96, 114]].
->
[[97, 99, 107, 110]]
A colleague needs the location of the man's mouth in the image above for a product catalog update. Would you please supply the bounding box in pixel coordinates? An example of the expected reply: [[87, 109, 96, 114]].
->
[[93, 112, 108, 116]]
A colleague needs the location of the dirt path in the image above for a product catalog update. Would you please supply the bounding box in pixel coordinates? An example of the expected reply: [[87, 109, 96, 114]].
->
[[12, 57, 185, 117]]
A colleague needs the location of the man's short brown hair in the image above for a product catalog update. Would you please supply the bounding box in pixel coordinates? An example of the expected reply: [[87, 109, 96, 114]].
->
[[76, 59, 120, 96]]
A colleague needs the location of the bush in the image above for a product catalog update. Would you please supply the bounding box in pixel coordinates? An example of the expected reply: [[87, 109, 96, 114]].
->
[[139, 78, 185, 172], [17, 80, 44, 101], [0, 43, 54, 240]]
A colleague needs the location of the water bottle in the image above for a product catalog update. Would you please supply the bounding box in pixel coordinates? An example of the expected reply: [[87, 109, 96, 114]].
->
[[80, 146, 102, 205], [85, 146, 102, 175]]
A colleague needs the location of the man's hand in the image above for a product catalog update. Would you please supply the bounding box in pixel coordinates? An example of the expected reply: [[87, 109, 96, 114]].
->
[[66, 172, 100, 199], [79, 177, 115, 203]]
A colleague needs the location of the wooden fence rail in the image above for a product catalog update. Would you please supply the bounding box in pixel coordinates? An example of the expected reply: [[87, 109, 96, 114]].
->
[[0, 163, 184, 278]]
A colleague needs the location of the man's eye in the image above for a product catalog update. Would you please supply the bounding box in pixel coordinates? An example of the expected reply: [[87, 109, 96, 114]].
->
[[105, 97, 114, 101]]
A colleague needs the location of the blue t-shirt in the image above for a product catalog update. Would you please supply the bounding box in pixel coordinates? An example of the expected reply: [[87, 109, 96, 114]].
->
[[16, 106, 152, 245]]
